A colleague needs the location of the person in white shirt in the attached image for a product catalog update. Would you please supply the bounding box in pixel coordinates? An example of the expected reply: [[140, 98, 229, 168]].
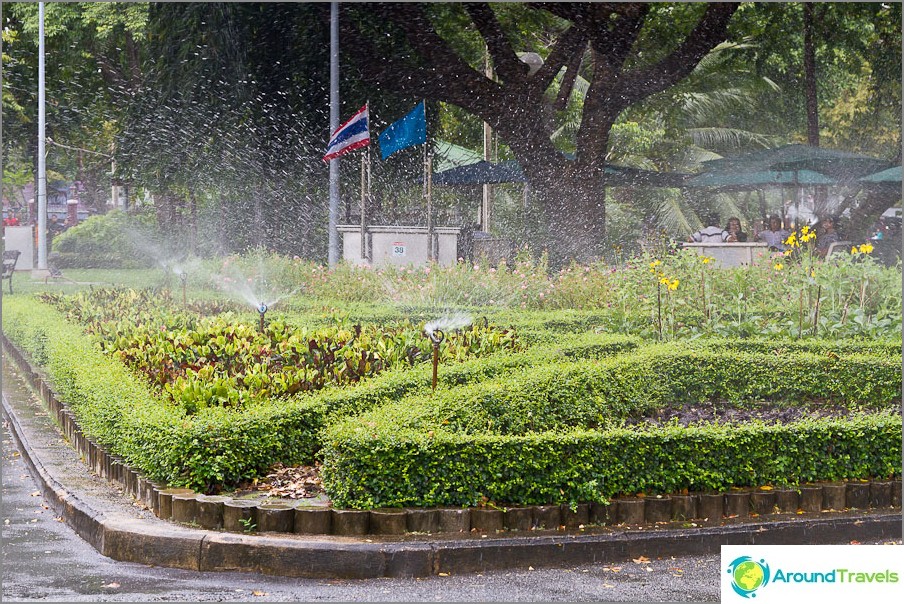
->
[[688, 214, 728, 243], [756, 215, 790, 251]]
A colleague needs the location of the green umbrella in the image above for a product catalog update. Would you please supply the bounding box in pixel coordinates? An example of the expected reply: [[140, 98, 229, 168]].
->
[[685, 169, 835, 189], [858, 166, 902, 184], [703, 144, 889, 181]]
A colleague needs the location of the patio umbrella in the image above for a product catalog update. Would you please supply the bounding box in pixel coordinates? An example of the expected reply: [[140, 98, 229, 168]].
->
[[685, 169, 836, 189], [431, 160, 688, 187], [703, 144, 890, 181], [431, 160, 526, 185], [858, 165, 902, 184]]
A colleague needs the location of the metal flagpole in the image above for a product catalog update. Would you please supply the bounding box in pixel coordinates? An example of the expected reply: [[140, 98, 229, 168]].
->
[[36, 2, 47, 271], [421, 102, 434, 262], [360, 148, 366, 261], [327, 2, 340, 266]]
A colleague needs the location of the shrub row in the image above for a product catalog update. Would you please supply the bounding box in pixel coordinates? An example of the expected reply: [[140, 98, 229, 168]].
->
[[320, 413, 903, 509], [335, 344, 902, 437], [1, 298, 327, 491], [1, 298, 638, 490]]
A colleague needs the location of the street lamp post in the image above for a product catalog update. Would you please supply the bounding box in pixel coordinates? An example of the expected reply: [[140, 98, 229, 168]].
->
[[36, 2, 47, 271]]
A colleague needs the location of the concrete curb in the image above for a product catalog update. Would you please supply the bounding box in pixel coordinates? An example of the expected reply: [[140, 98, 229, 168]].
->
[[3, 353, 902, 578]]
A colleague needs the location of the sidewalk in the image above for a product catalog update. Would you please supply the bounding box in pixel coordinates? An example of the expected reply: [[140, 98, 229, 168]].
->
[[2, 354, 901, 579]]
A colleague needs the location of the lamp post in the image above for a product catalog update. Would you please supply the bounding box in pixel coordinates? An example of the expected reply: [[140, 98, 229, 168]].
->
[[36, 2, 47, 271]]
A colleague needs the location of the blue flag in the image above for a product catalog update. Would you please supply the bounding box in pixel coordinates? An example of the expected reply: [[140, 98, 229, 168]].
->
[[378, 102, 426, 160]]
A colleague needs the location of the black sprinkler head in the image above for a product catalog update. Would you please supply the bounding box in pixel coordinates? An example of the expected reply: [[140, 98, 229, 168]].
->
[[427, 328, 445, 345], [258, 303, 268, 315]]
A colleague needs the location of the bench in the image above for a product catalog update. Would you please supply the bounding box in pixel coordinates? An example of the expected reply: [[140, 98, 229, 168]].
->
[[2, 250, 21, 294]]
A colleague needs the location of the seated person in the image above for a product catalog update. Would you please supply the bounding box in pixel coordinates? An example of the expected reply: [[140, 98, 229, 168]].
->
[[756, 215, 790, 251], [815, 216, 840, 258], [688, 215, 728, 243], [724, 217, 747, 242]]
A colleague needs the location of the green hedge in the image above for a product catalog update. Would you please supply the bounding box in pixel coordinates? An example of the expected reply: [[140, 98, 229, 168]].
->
[[334, 344, 902, 437], [3, 296, 900, 503], [320, 413, 903, 508], [1, 298, 328, 491]]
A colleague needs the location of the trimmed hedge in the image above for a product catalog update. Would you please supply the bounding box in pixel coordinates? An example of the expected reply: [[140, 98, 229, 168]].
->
[[333, 344, 902, 437], [1, 298, 638, 490], [3, 296, 900, 504], [320, 413, 903, 509], [1, 298, 327, 490]]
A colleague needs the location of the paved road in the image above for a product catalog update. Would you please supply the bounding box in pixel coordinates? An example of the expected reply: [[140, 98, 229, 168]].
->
[[2, 415, 732, 602]]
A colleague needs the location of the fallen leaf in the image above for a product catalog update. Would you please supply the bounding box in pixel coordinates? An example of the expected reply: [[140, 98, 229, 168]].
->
[[438, 572, 450, 577], [252, 590, 269, 597], [528, 566, 534, 571], [602, 583, 615, 588], [850, 540, 861, 545], [29, 491, 40, 497], [102, 582, 120, 589], [633, 556, 650, 564]]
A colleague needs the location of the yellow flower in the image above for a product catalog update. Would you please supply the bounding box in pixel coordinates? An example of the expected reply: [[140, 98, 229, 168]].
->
[[851, 246, 859, 254], [859, 243, 874, 254], [801, 231, 816, 243], [649, 260, 661, 268], [801, 225, 810, 235], [668, 279, 679, 291], [783, 250, 792, 257], [773, 263, 783, 271], [701, 256, 712, 264], [659, 276, 670, 285]]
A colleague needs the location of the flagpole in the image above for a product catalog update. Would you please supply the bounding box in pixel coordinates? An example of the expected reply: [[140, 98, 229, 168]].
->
[[423, 101, 434, 263], [327, 2, 340, 266], [360, 147, 367, 262]]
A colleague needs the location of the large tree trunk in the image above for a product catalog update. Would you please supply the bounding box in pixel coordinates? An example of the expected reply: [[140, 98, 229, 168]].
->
[[534, 171, 607, 267]]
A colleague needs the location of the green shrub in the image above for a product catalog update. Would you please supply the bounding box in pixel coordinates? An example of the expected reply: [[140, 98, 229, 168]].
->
[[320, 412, 902, 508], [337, 344, 901, 438], [53, 210, 158, 268]]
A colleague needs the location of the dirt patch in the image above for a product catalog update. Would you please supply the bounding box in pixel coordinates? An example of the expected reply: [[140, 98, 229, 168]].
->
[[625, 400, 896, 428], [228, 462, 325, 500]]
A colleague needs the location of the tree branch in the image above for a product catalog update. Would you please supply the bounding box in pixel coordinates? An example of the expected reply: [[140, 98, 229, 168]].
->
[[617, 3, 738, 106], [530, 24, 588, 95], [463, 3, 528, 84]]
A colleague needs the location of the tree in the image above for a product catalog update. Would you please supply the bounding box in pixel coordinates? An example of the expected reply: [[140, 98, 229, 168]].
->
[[342, 2, 738, 264]]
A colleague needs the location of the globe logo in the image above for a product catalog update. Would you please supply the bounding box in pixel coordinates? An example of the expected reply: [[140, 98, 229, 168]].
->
[[727, 556, 771, 598]]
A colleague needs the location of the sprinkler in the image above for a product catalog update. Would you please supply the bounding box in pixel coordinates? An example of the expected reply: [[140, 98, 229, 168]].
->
[[258, 302, 268, 332], [426, 328, 445, 392], [180, 272, 188, 307]]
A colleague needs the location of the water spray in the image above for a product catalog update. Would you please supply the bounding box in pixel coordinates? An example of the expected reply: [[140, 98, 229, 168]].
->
[[426, 327, 445, 392], [258, 302, 268, 332]]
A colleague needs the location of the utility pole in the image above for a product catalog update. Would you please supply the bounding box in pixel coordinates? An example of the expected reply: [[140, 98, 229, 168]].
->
[[36, 2, 47, 271], [327, 2, 340, 266]]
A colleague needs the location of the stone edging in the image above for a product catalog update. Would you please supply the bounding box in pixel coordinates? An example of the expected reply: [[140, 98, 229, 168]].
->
[[4, 336, 902, 539]]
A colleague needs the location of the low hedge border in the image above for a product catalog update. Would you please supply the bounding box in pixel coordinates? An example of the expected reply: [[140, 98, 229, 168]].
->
[[0, 298, 639, 490], [320, 415, 902, 508], [334, 344, 901, 438], [3, 297, 900, 499], [4, 340, 901, 539]]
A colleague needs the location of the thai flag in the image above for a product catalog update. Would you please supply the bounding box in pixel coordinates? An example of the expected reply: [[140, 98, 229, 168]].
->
[[323, 104, 370, 162]]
